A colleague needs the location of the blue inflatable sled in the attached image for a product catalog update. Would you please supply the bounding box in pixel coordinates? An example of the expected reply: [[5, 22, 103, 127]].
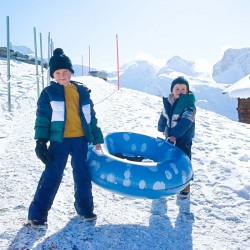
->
[[87, 132, 193, 199]]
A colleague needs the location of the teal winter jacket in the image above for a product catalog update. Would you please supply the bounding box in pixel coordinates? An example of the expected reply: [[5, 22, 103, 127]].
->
[[34, 81, 104, 145]]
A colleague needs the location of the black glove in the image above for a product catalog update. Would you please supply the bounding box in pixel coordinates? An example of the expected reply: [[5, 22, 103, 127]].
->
[[35, 139, 52, 165]]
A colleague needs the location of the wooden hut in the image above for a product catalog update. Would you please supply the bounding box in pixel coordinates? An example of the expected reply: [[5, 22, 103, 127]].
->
[[223, 75, 250, 124], [237, 98, 250, 123]]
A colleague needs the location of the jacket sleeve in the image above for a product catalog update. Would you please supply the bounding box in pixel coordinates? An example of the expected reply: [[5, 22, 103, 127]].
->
[[158, 112, 167, 132], [170, 107, 196, 138], [89, 100, 104, 145], [34, 89, 52, 140]]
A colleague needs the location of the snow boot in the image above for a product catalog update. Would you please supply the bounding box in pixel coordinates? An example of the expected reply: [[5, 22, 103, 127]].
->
[[177, 191, 190, 199], [177, 184, 190, 199], [79, 213, 97, 222], [25, 219, 48, 230]]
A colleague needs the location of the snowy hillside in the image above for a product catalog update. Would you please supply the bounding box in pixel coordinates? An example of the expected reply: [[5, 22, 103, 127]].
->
[[0, 60, 249, 249]]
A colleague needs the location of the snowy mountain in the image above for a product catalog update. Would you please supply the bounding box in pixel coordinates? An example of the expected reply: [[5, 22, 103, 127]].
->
[[109, 60, 159, 92], [212, 47, 250, 84], [108, 48, 250, 96], [107, 55, 209, 94], [0, 59, 249, 249], [106, 58, 238, 121], [165, 56, 200, 78]]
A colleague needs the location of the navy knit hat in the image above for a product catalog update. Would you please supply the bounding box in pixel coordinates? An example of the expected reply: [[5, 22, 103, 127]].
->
[[49, 48, 74, 78], [171, 76, 189, 92]]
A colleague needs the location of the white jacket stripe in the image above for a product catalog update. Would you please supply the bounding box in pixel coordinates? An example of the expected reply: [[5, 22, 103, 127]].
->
[[82, 104, 91, 124], [50, 101, 65, 122]]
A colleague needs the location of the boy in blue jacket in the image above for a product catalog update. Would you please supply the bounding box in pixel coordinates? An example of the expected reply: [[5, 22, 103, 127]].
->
[[27, 48, 104, 229], [158, 76, 196, 199]]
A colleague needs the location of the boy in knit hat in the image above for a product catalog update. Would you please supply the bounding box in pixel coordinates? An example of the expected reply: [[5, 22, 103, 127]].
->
[[27, 48, 104, 229], [158, 76, 196, 199]]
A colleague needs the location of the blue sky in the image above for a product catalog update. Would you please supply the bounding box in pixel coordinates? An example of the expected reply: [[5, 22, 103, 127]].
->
[[0, 0, 249, 70]]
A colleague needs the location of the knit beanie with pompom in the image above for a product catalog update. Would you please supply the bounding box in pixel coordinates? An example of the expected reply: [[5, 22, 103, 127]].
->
[[49, 48, 74, 78]]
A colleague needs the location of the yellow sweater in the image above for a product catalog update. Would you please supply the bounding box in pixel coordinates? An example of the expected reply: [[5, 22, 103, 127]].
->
[[63, 84, 84, 138]]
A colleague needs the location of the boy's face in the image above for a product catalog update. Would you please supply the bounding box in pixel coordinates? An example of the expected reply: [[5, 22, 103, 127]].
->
[[172, 83, 188, 99], [53, 69, 72, 86]]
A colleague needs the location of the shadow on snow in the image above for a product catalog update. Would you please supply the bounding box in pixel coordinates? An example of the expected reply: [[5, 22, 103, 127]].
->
[[8, 198, 194, 250]]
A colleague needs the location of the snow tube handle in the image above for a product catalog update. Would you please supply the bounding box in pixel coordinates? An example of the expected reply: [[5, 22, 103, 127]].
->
[[166, 137, 176, 146], [92, 146, 104, 156]]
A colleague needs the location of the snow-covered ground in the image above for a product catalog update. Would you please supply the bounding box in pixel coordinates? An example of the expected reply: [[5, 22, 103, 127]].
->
[[0, 60, 249, 249]]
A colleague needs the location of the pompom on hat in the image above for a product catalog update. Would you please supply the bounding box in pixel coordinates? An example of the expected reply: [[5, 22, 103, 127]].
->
[[170, 76, 189, 92], [49, 48, 74, 78]]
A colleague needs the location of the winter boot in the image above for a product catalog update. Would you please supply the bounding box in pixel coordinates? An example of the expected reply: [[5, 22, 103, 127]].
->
[[25, 219, 48, 230], [177, 184, 190, 199], [79, 213, 97, 222]]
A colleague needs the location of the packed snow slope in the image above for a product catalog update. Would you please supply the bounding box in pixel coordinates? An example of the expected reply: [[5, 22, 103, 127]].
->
[[0, 60, 249, 250]]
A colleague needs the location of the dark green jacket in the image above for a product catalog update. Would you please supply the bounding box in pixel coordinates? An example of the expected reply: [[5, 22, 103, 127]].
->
[[34, 81, 104, 144]]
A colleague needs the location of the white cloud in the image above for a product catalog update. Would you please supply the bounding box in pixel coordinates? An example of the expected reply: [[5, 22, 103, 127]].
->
[[135, 53, 165, 68]]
